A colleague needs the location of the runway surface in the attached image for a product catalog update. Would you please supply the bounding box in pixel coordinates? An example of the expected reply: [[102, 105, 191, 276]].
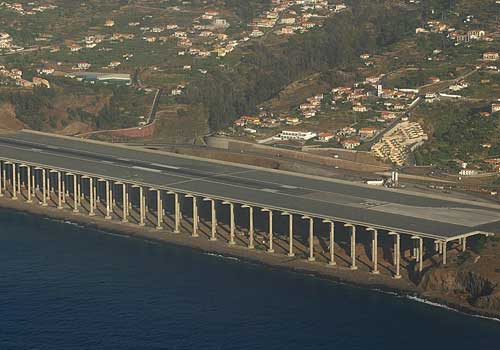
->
[[0, 130, 499, 240]]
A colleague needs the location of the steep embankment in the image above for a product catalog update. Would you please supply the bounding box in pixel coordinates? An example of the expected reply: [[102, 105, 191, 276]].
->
[[0, 102, 24, 132], [420, 239, 500, 317]]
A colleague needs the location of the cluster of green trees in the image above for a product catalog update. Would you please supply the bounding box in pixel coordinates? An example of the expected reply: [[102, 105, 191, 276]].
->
[[414, 102, 499, 168], [178, 0, 420, 130]]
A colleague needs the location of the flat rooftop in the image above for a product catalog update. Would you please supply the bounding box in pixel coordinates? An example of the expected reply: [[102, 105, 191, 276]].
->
[[0, 130, 499, 240]]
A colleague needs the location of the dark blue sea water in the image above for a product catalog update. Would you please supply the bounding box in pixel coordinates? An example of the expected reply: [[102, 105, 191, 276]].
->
[[0, 209, 498, 350]]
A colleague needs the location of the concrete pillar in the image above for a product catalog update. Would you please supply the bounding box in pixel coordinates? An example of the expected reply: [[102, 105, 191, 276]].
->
[[105, 180, 111, 219], [1, 162, 5, 192], [0, 161, 3, 198], [89, 177, 95, 216], [282, 212, 294, 257], [57, 171, 63, 209], [26, 166, 32, 203], [412, 236, 423, 273], [156, 189, 162, 229], [186, 195, 198, 237], [211, 200, 217, 241], [61, 174, 66, 204], [242, 205, 254, 249], [174, 192, 181, 233], [367, 228, 379, 274], [419, 237, 423, 272], [120, 183, 127, 223], [443, 241, 447, 265], [93, 183, 97, 212], [203, 198, 217, 241], [223, 201, 236, 245], [389, 232, 402, 279], [329, 222, 336, 266], [462, 237, 467, 252], [41, 169, 47, 206], [138, 186, 145, 226], [11, 163, 17, 200], [261, 209, 274, 253], [303, 216, 315, 262], [17, 167, 21, 198], [345, 224, 357, 270], [72, 174, 78, 213], [32, 168, 36, 201], [77, 176, 81, 205]]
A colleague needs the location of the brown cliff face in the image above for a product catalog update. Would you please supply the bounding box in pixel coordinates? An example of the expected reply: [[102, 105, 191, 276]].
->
[[419, 239, 500, 315], [420, 269, 498, 310]]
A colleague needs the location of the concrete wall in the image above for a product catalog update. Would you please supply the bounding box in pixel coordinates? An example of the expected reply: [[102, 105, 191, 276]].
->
[[206, 137, 390, 172], [79, 120, 157, 139]]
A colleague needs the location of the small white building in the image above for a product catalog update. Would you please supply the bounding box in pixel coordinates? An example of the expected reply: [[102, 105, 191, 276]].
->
[[275, 130, 317, 141]]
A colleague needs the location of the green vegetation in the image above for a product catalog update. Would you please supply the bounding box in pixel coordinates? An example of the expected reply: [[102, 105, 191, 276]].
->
[[179, 1, 420, 130], [414, 102, 499, 168]]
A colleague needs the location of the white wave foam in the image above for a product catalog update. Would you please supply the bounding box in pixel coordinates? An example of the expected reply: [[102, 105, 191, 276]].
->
[[204, 252, 240, 261], [405, 295, 500, 322]]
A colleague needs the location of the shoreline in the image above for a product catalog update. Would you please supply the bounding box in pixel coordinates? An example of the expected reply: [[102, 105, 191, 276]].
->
[[1, 197, 499, 322]]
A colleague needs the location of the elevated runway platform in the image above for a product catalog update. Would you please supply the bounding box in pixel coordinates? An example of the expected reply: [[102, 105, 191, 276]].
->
[[0, 130, 498, 241]]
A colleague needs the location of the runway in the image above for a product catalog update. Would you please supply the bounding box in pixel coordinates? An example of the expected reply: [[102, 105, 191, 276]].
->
[[0, 130, 498, 240]]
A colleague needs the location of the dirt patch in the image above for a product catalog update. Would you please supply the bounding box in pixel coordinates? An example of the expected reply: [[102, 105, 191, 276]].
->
[[0, 102, 24, 132]]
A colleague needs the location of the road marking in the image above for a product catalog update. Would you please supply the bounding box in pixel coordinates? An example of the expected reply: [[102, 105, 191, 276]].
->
[[117, 157, 131, 162], [102, 160, 115, 164], [281, 185, 298, 189], [261, 188, 278, 193], [30, 148, 42, 152], [132, 166, 163, 173], [150, 163, 180, 170], [46, 145, 59, 150]]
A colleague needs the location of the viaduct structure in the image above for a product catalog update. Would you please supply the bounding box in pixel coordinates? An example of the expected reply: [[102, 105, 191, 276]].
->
[[0, 130, 498, 279]]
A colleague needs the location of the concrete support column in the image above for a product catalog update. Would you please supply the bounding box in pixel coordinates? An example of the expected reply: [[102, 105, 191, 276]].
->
[[1, 162, 5, 192], [412, 236, 423, 273], [17, 167, 21, 198], [204, 198, 217, 241], [11, 163, 17, 200], [242, 205, 254, 249], [105, 180, 111, 219], [282, 212, 294, 257], [222, 201, 236, 245], [173, 192, 181, 233], [322, 220, 336, 266], [155, 189, 162, 229], [389, 232, 402, 279], [345, 224, 357, 270], [89, 177, 95, 216], [77, 176, 81, 205], [0, 161, 3, 198], [120, 184, 128, 223], [186, 195, 198, 237], [26, 166, 32, 203], [302, 216, 315, 262], [367, 228, 379, 274], [32, 169, 36, 200], [41, 169, 47, 206], [72, 174, 78, 213], [442, 241, 447, 265], [57, 171, 63, 209], [261, 209, 274, 253], [61, 174, 66, 204], [138, 186, 145, 226], [462, 237, 467, 252]]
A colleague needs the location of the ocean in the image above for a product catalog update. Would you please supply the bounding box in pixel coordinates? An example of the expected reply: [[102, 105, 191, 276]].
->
[[0, 209, 498, 349]]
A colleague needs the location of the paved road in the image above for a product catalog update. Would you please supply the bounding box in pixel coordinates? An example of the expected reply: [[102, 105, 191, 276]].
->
[[0, 130, 499, 240]]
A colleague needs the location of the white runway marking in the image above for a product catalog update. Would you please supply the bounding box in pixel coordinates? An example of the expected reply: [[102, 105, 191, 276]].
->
[[150, 163, 181, 170], [132, 166, 163, 173], [281, 185, 298, 189], [261, 188, 278, 193]]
